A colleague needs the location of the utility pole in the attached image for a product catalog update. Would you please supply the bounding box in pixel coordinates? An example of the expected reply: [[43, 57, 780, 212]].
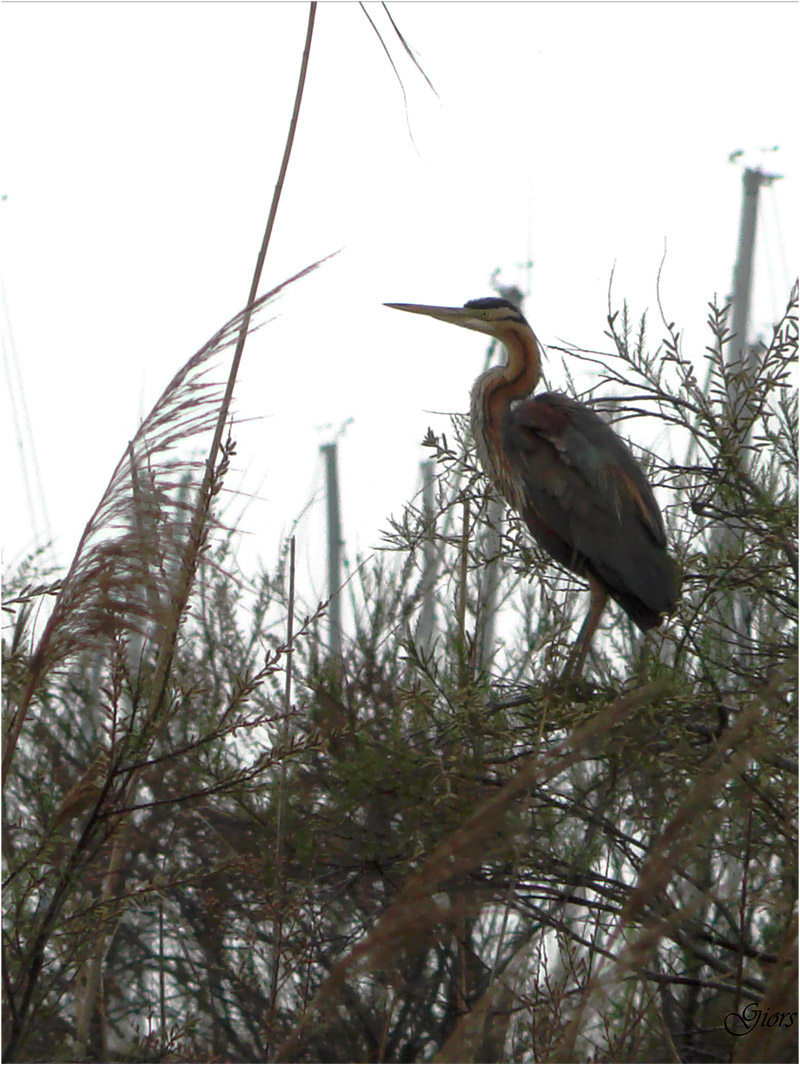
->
[[718, 156, 780, 657], [320, 442, 342, 657], [727, 160, 781, 439], [478, 496, 503, 673], [416, 460, 437, 655], [477, 282, 525, 673]]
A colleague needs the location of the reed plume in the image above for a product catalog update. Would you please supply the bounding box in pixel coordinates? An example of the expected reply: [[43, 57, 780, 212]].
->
[[3, 261, 323, 784]]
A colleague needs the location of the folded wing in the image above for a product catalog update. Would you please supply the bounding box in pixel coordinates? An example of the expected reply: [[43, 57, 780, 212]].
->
[[502, 392, 679, 630]]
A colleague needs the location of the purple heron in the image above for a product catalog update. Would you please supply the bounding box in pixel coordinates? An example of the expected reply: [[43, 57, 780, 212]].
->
[[385, 297, 680, 675]]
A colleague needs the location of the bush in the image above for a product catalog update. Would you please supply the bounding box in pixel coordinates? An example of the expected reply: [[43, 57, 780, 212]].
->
[[3, 285, 797, 1063]]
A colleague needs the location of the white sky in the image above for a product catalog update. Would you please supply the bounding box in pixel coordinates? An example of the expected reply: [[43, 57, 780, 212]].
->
[[2, 1, 797, 609]]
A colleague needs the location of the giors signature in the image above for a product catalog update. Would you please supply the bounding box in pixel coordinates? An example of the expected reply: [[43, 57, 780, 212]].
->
[[724, 1001, 797, 1036]]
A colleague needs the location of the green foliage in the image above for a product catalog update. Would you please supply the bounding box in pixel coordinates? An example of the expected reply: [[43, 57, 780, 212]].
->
[[3, 286, 797, 1063]]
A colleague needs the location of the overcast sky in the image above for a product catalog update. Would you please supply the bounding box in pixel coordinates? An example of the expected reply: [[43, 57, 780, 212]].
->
[[2, 1, 797, 607]]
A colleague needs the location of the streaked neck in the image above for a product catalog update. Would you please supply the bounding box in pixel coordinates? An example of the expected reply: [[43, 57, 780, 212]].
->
[[470, 324, 542, 496]]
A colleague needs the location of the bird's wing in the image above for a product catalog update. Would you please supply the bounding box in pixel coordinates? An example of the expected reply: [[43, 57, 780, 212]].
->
[[504, 392, 666, 543], [502, 392, 675, 620]]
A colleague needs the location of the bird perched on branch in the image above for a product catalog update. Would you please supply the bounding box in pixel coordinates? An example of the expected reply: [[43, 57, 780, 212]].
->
[[385, 297, 680, 675]]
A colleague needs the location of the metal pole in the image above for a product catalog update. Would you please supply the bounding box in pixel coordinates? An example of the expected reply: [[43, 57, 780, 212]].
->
[[416, 460, 437, 654], [477, 284, 522, 673], [717, 162, 778, 660], [479, 497, 503, 672], [727, 166, 779, 436], [320, 442, 342, 657], [729, 169, 762, 368]]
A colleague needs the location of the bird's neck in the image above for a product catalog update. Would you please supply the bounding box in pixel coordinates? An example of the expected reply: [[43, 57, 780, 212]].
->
[[470, 326, 541, 491], [481, 326, 541, 411]]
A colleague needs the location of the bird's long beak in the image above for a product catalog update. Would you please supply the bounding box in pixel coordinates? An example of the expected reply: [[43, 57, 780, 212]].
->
[[384, 302, 475, 324], [384, 302, 482, 330]]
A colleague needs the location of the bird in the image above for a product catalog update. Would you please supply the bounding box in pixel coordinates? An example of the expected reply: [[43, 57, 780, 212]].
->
[[385, 297, 680, 676]]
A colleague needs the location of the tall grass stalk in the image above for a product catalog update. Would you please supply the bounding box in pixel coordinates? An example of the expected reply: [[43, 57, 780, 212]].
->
[[2, 6, 321, 1055]]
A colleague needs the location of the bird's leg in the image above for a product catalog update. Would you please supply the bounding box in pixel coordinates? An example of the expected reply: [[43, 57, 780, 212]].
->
[[561, 578, 608, 680]]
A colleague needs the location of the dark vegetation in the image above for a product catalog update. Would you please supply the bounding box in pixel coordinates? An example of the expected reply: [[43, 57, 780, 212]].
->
[[3, 280, 796, 1062]]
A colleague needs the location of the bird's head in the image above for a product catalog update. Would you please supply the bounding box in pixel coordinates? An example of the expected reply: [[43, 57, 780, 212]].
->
[[384, 297, 529, 339]]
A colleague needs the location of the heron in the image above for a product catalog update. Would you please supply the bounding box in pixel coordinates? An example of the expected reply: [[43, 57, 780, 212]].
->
[[385, 297, 680, 676]]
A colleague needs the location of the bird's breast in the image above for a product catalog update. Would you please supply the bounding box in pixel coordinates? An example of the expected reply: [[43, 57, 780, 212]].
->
[[470, 393, 526, 510]]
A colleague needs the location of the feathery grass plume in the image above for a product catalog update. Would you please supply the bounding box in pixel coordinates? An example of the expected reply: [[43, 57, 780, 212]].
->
[[2, 261, 324, 786]]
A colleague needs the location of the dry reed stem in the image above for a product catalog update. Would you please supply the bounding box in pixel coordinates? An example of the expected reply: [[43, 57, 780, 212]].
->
[[3, 7, 322, 1049], [131, 0, 319, 760], [735, 914, 797, 1063], [68, 9, 319, 1053], [432, 933, 530, 1064]]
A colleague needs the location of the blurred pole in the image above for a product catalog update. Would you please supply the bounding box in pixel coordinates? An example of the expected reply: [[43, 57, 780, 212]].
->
[[718, 161, 779, 658], [727, 165, 778, 442], [320, 442, 342, 657], [416, 460, 437, 654], [729, 169, 760, 372], [479, 497, 503, 672], [477, 283, 523, 673]]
